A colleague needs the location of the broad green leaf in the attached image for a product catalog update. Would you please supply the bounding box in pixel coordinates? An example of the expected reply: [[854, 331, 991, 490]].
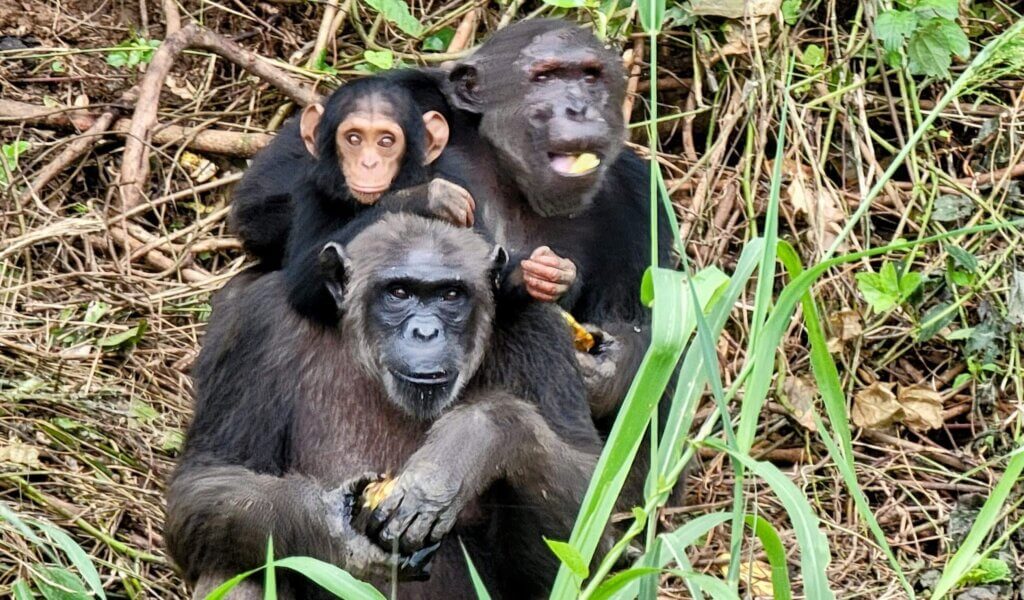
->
[[801, 44, 825, 69], [961, 557, 1012, 584], [781, 0, 801, 25], [914, 0, 959, 20], [933, 194, 974, 221], [363, 0, 423, 37], [32, 566, 89, 600], [856, 262, 901, 312], [908, 18, 971, 77], [899, 269, 923, 298], [704, 440, 835, 600], [545, 538, 588, 579], [105, 52, 128, 68], [421, 27, 455, 52], [83, 301, 109, 324], [31, 521, 106, 599], [12, 579, 35, 600], [874, 10, 918, 51], [945, 244, 978, 272], [363, 50, 394, 70], [460, 540, 493, 600]]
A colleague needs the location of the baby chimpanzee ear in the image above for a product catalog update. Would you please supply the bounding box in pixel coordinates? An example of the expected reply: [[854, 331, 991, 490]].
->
[[318, 241, 351, 308], [421, 111, 450, 165], [300, 103, 326, 158], [489, 245, 509, 290]]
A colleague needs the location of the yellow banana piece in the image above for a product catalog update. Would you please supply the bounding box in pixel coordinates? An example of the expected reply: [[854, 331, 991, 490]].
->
[[568, 152, 600, 174], [561, 310, 595, 352]]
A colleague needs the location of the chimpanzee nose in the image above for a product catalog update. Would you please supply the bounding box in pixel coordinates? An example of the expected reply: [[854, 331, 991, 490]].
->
[[408, 317, 441, 342]]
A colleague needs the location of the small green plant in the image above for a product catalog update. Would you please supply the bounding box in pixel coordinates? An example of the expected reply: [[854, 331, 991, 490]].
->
[[363, 0, 423, 37], [106, 34, 160, 68], [310, 50, 339, 75], [422, 27, 456, 52], [0, 141, 30, 187], [855, 261, 923, 313], [874, 0, 970, 77]]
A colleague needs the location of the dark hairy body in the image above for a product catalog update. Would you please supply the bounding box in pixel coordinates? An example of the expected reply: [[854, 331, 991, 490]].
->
[[166, 215, 601, 599], [230, 20, 675, 427]]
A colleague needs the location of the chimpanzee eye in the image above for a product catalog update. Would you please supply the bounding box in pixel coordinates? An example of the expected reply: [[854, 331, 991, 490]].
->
[[442, 288, 463, 301], [346, 133, 362, 145], [378, 135, 395, 148], [388, 286, 409, 300], [532, 71, 552, 83], [583, 67, 602, 83]]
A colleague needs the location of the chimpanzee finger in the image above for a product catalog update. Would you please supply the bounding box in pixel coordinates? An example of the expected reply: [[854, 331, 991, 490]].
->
[[521, 260, 564, 282], [367, 489, 405, 538], [399, 511, 438, 554], [530, 245, 554, 259], [377, 502, 419, 550], [427, 510, 459, 545], [525, 276, 565, 296]]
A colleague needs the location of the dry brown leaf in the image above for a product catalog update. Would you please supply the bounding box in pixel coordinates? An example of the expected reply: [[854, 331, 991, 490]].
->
[[784, 163, 845, 254], [852, 382, 902, 429], [781, 376, 818, 432], [898, 384, 944, 431], [0, 439, 42, 468], [718, 553, 774, 598], [827, 309, 863, 352], [690, 0, 780, 18]]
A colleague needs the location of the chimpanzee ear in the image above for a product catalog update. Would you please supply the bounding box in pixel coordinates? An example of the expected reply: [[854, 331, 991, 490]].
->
[[421, 111, 449, 165], [489, 245, 509, 289], [318, 241, 351, 307], [447, 63, 482, 113], [300, 103, 326, 158]]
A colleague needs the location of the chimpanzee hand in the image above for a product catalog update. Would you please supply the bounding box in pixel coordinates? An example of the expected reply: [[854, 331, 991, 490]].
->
[[521, 246, 577, 302], [365, 465, 466, 556], [323, 473, 438, 582], [427, 178, 475, 227], [575, 325, 626, 419]]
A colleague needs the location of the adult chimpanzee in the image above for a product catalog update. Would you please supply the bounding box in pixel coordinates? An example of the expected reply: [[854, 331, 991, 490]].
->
[[230, 20, 674, 425], [166, 213, 602, 599]]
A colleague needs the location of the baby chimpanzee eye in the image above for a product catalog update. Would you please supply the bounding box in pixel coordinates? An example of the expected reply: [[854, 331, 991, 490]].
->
[[442, 288, 463, 301], [378, 135, 395, 148], [346, 133, 362, 145], [388, 286, 410, 300], [583, 67, 602, 83], [532, 71, 552, 83]]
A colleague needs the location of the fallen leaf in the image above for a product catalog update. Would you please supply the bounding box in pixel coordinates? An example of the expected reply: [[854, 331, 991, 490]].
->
[[781, 376, 818, 432], [784, 161, 845, 254], [1007, 269, 1024, 326], [0, 439, 42, 468], [852, 382, 902, 429], [828, 309, 863, 345], [179, 151, 217, 183], [897, 384, 944, 431], [690, 0, 780, 18], [718, 552, 774, 598]]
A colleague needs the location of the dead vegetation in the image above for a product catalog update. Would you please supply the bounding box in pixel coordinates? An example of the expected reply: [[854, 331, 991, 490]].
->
[[1, 1, 1022, 598]]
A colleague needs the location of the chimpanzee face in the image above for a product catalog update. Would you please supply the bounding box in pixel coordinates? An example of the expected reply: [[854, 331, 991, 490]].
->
[[448, 21, 627, 217], [319, 214, 503, 420]]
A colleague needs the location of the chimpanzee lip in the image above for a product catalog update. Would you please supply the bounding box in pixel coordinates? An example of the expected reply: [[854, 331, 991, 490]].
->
[[391, 369, 452, 386], [349, 183, 389, 194]]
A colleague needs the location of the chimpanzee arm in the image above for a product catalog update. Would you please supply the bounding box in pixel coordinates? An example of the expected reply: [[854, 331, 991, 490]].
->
[[365, 393, 597, 555]]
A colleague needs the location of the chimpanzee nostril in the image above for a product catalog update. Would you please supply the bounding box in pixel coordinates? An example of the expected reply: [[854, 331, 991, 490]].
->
[[412, 324, 440, 341]]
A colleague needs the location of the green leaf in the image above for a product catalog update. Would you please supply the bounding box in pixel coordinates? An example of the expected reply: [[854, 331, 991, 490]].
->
[[363, 0, 423, 37], [274, 556, 385, 600], [310, 50, 337, 75], [32, 565, 90, 600], [856, 262, 902, 312], [874, 10, 918, 51], [801, 44, 825, 70], [945, 244, 978, 272], [637, 0, 666, 33], [914, 0, 959, 20], [917, 302, 956, 342], [543, 0, 596, 7], [12, 579, 35, 600], [933, 194, 974, 221], [97, 320, 147, 348], [50, 61, 65, 73], [264, 537, 276, 600], [31, 521, 106, 599], [781, 0, 801, 25], [83, 301, 110, 325], [899, 269, 923, 298], [745, 515, 792, 600], [3, 140, 31, 163], [459, 540, 493, 600], [545, 538, 589, 579], [363, 49, 394, 71], [961, 556, 1012, 584], [105, 52, 128, 68], [421, 27, 455, 52], [908, 18, 971, 77], [130, 401, 159, 424]]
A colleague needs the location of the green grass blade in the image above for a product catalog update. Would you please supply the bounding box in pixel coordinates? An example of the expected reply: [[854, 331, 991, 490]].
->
[[275, 557, 386, 600], [12, 579, 35, 600], [930, 447, 1024, 599], [263, 537, 276, 600], [704, 440, 834, 600], [460, 539, 493, 600], [30, 521, 106, 600], [551, 268, 692, 598], [668, 572, 741, 600], [203, 568, 262, 600], [745, 515, 792, 600]]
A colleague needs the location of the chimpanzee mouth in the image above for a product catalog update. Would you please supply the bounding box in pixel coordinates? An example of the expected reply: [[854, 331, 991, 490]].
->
[[548, 152, 602, 177], [391, 369, 452, 386]]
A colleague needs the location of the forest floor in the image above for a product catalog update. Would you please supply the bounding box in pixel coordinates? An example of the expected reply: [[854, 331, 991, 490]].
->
[[1, 1, 1023, 599]]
